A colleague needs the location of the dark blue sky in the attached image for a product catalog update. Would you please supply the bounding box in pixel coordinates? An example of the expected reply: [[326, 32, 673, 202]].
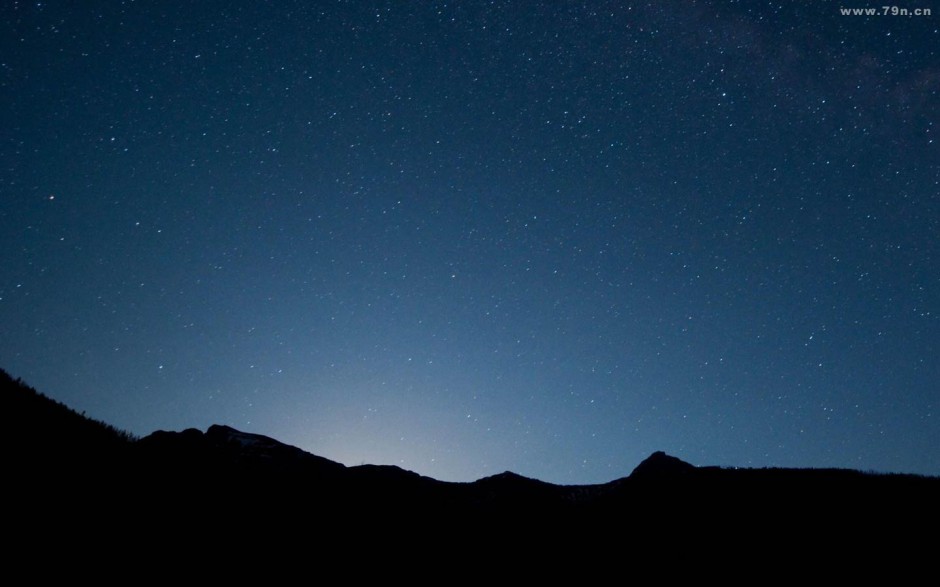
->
[[2, 1, 937, 483]]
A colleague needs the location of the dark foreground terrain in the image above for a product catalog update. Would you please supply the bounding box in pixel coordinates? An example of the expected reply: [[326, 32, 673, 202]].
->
[[4, 368, 937, 569]]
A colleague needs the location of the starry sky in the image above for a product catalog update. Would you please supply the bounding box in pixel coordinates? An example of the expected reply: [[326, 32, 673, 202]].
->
[[2, 1, 938, 483]]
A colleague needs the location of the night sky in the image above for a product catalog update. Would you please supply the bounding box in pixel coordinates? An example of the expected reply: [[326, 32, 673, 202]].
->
[[2, 1, 937, 483]]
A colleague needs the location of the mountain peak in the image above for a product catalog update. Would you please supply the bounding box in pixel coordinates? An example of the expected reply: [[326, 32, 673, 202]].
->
[[630, 451, 695, 478], [477, 470, 543, 484], [206, 424, 283, 450]]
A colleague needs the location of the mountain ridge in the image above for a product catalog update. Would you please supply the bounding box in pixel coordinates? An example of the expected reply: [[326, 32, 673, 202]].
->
[[4, 367, 937, 486], [4, 366, 939, 536]]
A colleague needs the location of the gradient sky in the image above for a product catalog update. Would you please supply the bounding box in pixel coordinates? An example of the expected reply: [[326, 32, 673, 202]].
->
[[2, 1, 937, 483]]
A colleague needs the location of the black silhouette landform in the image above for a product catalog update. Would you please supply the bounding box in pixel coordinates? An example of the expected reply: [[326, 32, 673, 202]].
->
[[4, 367, 938, 554]]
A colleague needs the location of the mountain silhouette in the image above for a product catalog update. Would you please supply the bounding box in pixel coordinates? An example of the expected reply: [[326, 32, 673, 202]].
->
[[4, 367, 939, 557], [629, 450, 697, 478]]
